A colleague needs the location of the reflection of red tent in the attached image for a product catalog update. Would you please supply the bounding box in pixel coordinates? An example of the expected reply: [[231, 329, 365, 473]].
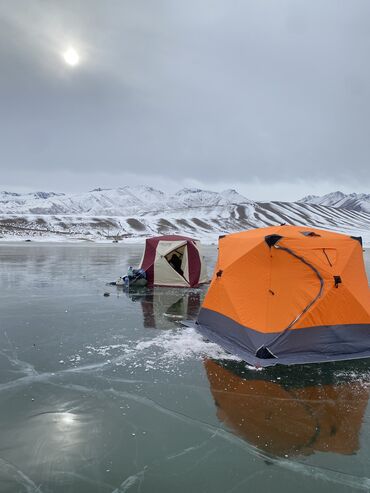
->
[[139, 235, 208, 287], [127, 289, 202, 329], [205, 360, 370, 457]]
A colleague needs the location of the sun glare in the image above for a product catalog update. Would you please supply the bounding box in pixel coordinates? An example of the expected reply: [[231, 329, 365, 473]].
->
[[60, 412, 76, 425], [63, 47, 80, 67]]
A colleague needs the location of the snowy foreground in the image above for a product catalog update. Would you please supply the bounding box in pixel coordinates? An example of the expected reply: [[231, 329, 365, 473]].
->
[[1, 186, 370, 246]]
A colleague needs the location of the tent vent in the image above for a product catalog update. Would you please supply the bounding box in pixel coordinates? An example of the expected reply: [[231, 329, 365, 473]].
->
[[219, 235, 226, 239], [265, 234, 282, 247], [334, 275, 342, 288], [255, 346, 277, 359], [300, 231, 321, 237], [351, 236, 363, 246]]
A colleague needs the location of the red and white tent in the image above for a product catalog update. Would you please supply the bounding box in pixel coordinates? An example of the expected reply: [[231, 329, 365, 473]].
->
[[139, 235, 208, 287]]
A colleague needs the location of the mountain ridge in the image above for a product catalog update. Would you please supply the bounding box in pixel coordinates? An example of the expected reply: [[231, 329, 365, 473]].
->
[[299, 191, 370, 213], [0, 187, 369, 245], [0, 186, 253, 216]]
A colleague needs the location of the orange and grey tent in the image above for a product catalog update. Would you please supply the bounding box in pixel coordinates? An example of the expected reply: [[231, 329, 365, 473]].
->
[[189, 225, 370, 366]]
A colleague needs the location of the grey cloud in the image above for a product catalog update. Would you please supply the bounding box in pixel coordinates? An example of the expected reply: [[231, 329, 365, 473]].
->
[[0, 0, 370, 196]]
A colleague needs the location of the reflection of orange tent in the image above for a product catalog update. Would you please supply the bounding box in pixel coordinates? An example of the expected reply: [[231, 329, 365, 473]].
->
[[192, 225, 370, 366], [205, 360, 370, 457]]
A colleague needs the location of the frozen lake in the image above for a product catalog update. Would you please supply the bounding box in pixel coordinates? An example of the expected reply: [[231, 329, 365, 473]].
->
[[1, 243, 370, 493]]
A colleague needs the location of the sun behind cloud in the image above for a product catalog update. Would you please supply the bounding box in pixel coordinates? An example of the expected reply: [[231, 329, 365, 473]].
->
[[62, 47, 80, 67]]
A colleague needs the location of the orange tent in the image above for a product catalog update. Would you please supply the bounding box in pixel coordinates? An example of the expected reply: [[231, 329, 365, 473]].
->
[[205, 359, 370, 456], [191, 225, 370, 366]]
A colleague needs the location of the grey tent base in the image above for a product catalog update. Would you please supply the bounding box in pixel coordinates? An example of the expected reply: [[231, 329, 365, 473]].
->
[[183, 320, 370, 368]]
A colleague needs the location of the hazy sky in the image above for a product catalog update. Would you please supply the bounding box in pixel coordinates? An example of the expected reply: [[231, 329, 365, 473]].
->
[[0, 0, 369, 200]]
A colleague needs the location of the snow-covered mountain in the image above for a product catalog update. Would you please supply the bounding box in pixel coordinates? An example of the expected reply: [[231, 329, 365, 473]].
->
[[299, 191, 370, 213], [1, 186, 370, 245], [0, 186, 252, 216]]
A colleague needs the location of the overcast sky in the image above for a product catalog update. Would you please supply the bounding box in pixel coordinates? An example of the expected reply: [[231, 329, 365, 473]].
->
[[0, 0, 369, 200]]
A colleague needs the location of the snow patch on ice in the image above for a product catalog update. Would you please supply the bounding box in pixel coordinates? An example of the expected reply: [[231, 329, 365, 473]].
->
[[134, 327, 241, 363], [77, 327, 241, 374]]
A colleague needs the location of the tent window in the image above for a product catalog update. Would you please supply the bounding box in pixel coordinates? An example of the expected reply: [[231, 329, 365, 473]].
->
[[165, 246, 186, 277]]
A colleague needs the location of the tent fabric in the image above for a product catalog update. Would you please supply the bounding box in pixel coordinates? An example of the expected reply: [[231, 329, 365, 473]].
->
[[139, 235, 207, 287], [190, 225, 370, 366]]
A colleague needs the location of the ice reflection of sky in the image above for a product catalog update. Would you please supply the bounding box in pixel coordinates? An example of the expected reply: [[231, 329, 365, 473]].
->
[[58, 411, 76, 427], [28, 409, 83, 458]]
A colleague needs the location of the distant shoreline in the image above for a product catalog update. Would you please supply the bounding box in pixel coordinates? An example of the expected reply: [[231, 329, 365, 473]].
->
[[0, 237, 218, 246], [0, 238, 368, 249]]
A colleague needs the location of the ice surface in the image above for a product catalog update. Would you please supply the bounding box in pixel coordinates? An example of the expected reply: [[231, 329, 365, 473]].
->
[[1, 243, 370, 493]]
